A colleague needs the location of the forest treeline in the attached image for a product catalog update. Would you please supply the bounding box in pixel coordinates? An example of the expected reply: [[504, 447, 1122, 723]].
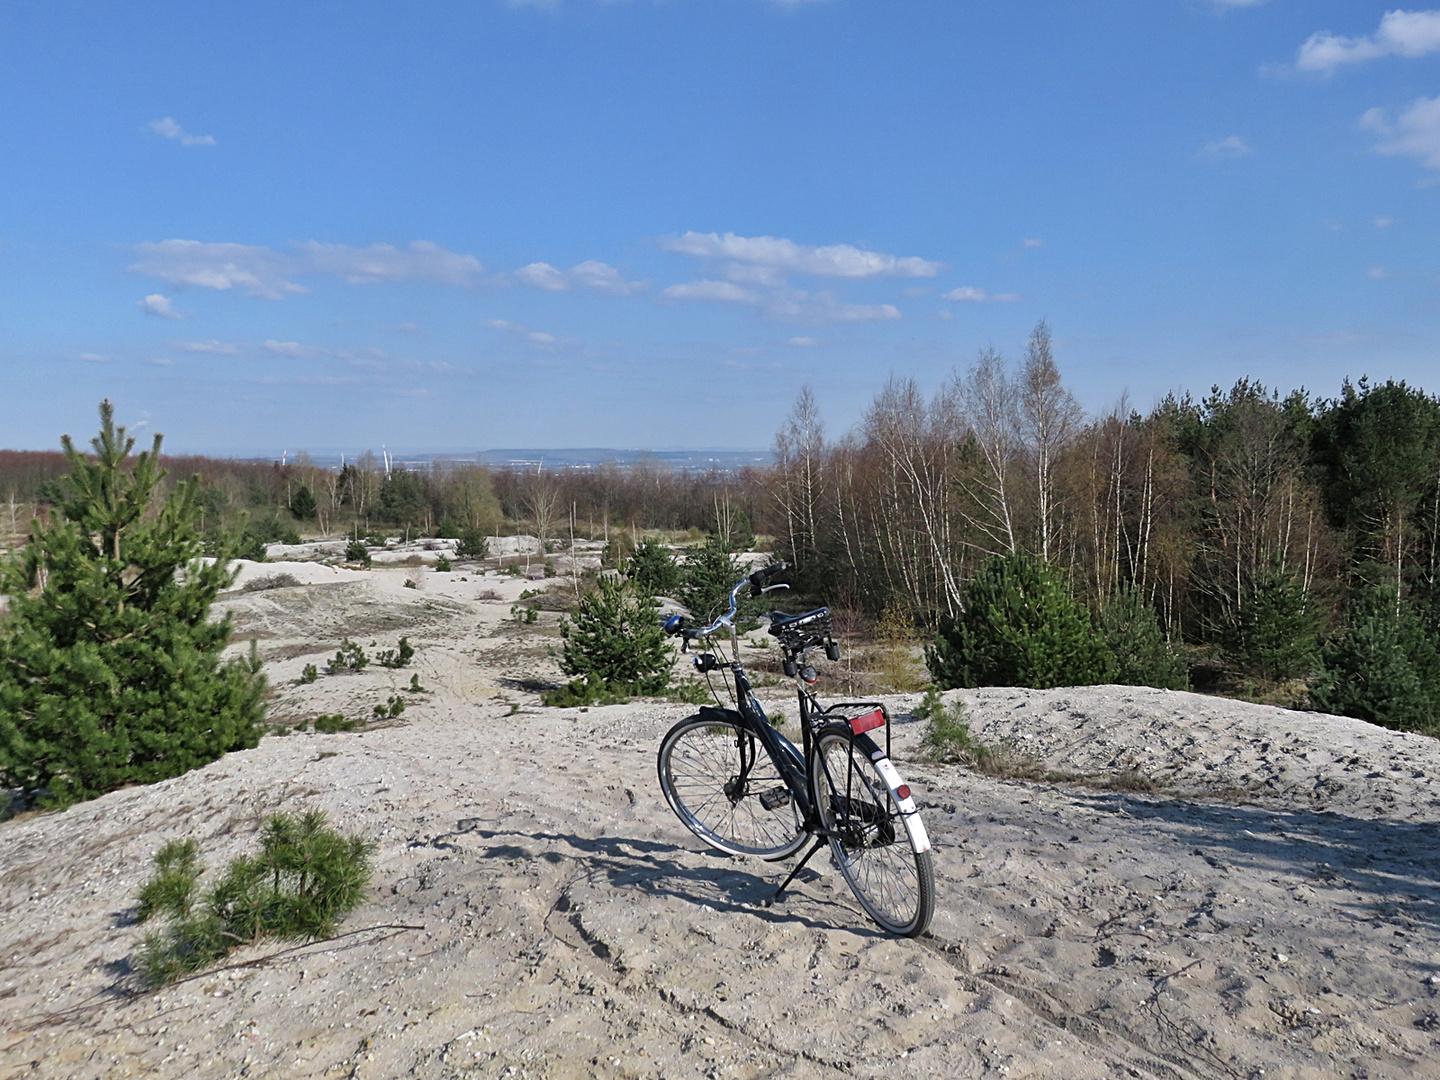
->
[[3, 325, 1437, 728], [767, 322, 1440, 728]]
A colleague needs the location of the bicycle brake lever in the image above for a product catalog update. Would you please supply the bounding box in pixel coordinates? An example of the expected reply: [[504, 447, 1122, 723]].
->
[[760, 583, 790, 594]]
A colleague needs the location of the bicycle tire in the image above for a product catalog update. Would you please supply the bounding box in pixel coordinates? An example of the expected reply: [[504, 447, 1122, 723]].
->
[[810, 723, 935, 936], [658, 714, 809, 861]]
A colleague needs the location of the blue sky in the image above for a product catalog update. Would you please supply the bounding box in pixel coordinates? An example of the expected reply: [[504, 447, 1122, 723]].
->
[[4, 1, 1440, 454]]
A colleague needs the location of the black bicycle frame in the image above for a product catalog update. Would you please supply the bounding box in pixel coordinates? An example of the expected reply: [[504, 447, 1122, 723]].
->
[[728, 664, 817, 825]]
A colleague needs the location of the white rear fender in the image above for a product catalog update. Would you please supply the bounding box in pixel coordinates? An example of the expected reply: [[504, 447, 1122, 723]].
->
[[870, 751, 932, 854]]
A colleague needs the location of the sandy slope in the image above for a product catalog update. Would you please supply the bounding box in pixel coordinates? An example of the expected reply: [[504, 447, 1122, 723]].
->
[[3, 565, 1440, 1080]]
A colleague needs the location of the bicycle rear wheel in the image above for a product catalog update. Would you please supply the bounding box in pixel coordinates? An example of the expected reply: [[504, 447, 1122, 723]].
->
[[810, 724, 934, 936], [658, 714, 808, 860]]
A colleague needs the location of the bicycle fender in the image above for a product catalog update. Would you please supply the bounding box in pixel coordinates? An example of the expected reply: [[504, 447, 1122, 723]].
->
[[697, 705, 744, 724], [863, 743, 932, 855]]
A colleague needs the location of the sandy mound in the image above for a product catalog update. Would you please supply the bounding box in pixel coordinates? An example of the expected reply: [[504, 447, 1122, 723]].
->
[[3, 575, 1439, 1079]]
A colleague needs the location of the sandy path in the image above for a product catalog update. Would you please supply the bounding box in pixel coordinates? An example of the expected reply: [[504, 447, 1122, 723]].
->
[[3, 567, 1439, 1079]]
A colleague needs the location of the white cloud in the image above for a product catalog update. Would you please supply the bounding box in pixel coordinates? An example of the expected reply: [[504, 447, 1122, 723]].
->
[[515, 259, 647, 294], [297, 240, 483, 285], [130, 240, 306, 299], [482, 317, 566, 347], [569, 259, 648, 295], [515, 262, 567, 290], [1363, 97, 1440, 169], [786, 336, 818, 347], [1376, 216, 1395, 228], [1213, 0, 1266, 7], [663, 231, 942, 280], [262, 340, 333, 359], [130, 238, 483, 298], [78, 353, 111, 362], [662, 280, 898, 323], [147, 357, 174, 366], [148, 117, 216, 146], [1368, 265, 1394, 279], [661, 279, 758, 304], [137, 293, 182, 318], [944, 286, 1021, 303], [1200, 135, 1253, 157], [1022, 238, 1045, 248], [1297, 10, 1440, 73], [174, 339, 239, 354]]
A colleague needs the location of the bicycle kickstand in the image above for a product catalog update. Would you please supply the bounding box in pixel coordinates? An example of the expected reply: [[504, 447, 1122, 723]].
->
[[765, 837, 829, 906]]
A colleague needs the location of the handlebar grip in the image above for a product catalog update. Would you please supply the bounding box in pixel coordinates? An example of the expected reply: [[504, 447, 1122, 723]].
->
[[748, 561, 788, 595]]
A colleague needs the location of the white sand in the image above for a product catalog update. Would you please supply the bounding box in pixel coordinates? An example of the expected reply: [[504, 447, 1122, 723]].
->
[[3, 567, 1439, 1079]]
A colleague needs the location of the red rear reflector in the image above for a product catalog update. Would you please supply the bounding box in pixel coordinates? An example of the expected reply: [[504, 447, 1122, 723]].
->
[[849, 709, 885, 735], [896, 784, 911, 801]]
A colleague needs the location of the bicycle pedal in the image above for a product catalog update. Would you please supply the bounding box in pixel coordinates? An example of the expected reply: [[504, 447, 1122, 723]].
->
[[758, 787, 792, 811]]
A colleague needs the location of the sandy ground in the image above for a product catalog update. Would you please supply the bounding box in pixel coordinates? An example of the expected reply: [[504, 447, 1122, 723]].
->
[[3, 562, 1440, 1079]]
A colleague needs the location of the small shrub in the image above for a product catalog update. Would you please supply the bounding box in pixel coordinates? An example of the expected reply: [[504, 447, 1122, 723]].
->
[[1099, 588, 1189, 690], [372, 695, 405, 719], [313, 713, 356, 734], [512, 604, 539, 625], [626, 537, 682, 596], [665, 679, 713, 705], [327, 639, 369, 674], [434, 554, 452, 572], [927, 554, 1115, 690], [297, 663, 319, 685], [241, 572, 303, 593], [407, 673, 426, 693], [1220, 561, 1321, 682], [543, 673, 631, 708], [769, 710, 786, 729], [375, 636, 415, 669], [544, 562, 557, 578], [135, 810, 374, 985], [404, 579, 418, 589], [503, 564, 522, 577], [915, 688, 991, 766], [455, 528, 488, 561], [1310, 586, 1440, 734], [556, 577, 671, 696], [345, 539, 371, 567]]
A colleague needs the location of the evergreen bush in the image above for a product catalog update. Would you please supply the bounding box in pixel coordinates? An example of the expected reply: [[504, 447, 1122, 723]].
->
[[1310, 587, 1440, 734], [433, 553, 452, 572], [1220, 561, 1321, 681], [344, 539, 371, 567], [680, 536, 755, 625], [327, 639, 369, 674], [375, 636, 414, 669], [552, 577, 671, 699], [288, 486, 317, 521], [927, 553, 1116, 690], [0, 402, 268, 807], [626, 537, 682, 596], [1099, 587, 1189, 690], [135, 809, 373, 985], [455, 528, 488, 561]]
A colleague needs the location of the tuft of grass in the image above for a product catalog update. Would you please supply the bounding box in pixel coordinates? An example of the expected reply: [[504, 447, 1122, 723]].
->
[[313, 713, 357, 734], [296, 663, 319, 685], [135, 810, 374, 986]]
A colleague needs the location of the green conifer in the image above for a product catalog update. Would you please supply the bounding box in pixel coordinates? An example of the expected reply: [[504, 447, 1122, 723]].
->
[[927, 553, 1116, 690], [0, 402, 267, 806]]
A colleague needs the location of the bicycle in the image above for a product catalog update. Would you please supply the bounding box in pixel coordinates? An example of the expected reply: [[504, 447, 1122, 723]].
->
[[656, 563, 935, 937]]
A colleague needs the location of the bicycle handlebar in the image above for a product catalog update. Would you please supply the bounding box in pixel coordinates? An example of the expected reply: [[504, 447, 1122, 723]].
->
[[662, 561, 788, 641]]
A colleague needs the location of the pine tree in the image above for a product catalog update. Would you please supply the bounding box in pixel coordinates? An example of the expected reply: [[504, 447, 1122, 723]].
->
[[680, 535, 746, 624], [927, 553, 1116, 690], [626, 537, 681, 597], [556, 577, 671, 694], [1099, 586, 1189, 690], [0, 402, 267, 806], [288, 485, 317, 521], [1310, 587, 1440, 734]]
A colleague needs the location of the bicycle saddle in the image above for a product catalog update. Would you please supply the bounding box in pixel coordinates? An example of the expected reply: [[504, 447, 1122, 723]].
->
[[766, 606, 831, 636]]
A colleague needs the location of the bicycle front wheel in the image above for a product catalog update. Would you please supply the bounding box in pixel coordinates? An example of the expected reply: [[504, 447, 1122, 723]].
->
[[811, 724, 934, 936], [658, 714, 809, 860]]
